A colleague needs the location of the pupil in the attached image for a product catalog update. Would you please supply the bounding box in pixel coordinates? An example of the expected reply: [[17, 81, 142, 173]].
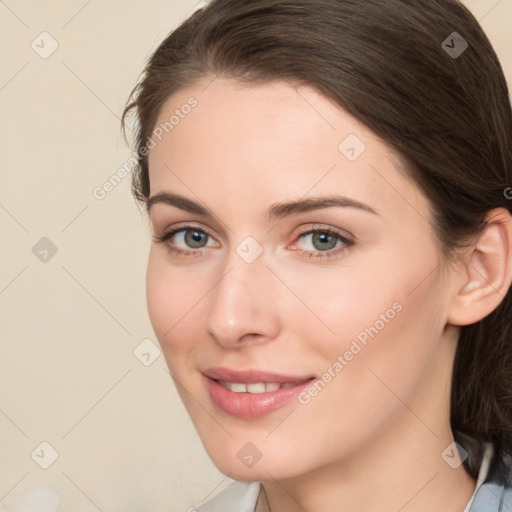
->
[[186, 230, 206, 248], [314, 232, 336, 251]]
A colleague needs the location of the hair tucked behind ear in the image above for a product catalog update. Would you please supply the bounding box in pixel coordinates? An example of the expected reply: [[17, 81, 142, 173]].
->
[[122, 0, 512, 472]]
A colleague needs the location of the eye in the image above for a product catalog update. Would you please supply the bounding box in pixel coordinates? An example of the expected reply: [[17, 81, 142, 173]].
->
[[292, 226, 354, 259], [153, 225, 217, 255], [299, 231, 339, 251]]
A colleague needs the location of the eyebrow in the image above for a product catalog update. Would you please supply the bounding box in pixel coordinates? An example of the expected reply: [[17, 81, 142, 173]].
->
[[146, 192, 379, 221]]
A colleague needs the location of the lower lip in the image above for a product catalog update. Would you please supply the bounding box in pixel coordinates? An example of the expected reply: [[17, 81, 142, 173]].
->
[[204, 375, 315, 418]]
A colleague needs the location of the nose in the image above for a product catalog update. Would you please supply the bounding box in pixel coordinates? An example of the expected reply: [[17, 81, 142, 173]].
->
[[203, 249, 281, 349]]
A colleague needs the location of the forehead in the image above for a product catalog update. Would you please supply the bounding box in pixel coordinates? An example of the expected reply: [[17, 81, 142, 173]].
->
[[147, 77, 429, 225]]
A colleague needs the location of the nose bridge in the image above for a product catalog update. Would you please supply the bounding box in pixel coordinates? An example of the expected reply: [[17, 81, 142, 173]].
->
[[204, 241, 279, 346]]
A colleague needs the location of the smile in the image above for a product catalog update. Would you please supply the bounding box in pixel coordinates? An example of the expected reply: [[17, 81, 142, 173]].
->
[[202, 367, 316, 418]]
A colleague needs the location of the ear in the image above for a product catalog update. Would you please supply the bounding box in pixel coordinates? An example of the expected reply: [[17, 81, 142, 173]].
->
[[447, 208, 512, 326]]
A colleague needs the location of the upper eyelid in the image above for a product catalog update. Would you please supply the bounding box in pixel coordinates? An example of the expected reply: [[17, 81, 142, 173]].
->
[[296, 223, 353, 238], [159, 222, 216, 237]]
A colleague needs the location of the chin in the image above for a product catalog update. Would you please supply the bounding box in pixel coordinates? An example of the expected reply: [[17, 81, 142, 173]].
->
[[203, 439, 312, 483]]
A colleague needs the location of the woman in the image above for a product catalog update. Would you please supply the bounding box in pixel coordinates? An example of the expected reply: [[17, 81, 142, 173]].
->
[[122, 0, 512, 510]]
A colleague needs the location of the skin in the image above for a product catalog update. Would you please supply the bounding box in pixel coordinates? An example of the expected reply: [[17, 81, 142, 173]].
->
[[145, 77, 512, 511]]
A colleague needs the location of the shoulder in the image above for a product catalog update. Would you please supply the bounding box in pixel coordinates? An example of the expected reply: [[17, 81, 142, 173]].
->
[[196, 481, 261, 512]]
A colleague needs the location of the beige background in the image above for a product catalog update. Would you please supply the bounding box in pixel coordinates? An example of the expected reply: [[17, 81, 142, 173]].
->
[[0, 1, 510, 511]]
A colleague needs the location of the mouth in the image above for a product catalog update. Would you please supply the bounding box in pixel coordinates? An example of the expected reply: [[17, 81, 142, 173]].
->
[[202, 367, 316, 418], [216, 379, 309, 393]]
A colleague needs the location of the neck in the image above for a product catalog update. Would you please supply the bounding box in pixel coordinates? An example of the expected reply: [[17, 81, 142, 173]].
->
[[261, 420, 476, 512]]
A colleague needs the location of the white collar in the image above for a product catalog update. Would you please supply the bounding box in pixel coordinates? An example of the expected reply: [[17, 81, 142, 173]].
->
[[197, 481, 261, 512]]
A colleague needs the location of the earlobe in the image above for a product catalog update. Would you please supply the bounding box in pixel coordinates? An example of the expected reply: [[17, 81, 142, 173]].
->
[[447, 208, 512, 326]]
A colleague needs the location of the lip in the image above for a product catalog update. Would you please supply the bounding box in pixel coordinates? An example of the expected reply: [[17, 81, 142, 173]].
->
[[202, 367, 316, 418]]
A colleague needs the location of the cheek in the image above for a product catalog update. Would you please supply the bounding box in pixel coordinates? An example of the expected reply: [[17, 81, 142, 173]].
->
[[316, 239, 443, 347], [280, 250, 407, 354], [291, 244, 445, 410], [279, 277, 445, 470]]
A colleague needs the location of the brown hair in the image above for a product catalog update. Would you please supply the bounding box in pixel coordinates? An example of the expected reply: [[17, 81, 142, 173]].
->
[[122, 0, 512, 475]]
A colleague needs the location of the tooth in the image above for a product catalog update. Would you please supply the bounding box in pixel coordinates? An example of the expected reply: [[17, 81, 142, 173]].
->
[[265, 383, 280, 392], [281, 382, 298, 389], [230, 382, 247, 393], [218, 380, 232, 391], [246, 383, 267, 394]]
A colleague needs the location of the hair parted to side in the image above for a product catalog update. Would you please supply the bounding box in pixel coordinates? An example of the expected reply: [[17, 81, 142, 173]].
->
[[122, 0, 512, 475]]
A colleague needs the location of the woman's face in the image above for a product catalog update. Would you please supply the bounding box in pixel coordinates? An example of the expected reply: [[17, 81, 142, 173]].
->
[[146, 77, 460, 481]]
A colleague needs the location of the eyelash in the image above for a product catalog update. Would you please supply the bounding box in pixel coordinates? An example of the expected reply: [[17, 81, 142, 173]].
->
[[153, 224, 355, 260]]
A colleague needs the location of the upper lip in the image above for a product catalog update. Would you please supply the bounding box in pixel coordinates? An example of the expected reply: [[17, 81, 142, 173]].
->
[[203, 367, 315, 384]]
